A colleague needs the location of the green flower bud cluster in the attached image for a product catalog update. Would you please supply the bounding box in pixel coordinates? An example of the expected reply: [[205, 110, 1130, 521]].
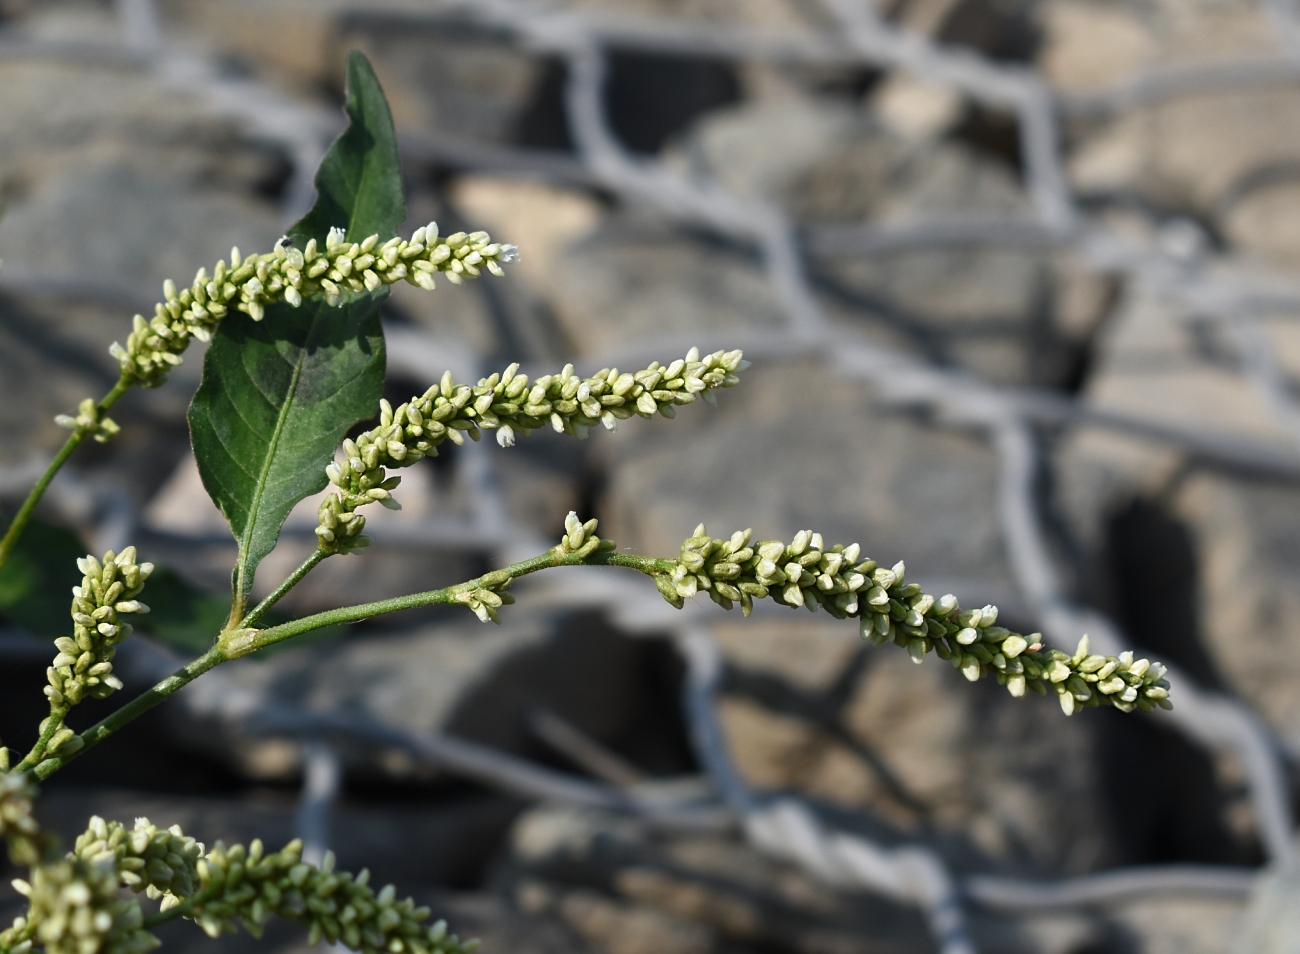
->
[[4, 859, 155, 954], [54, 400, 120, 444], [315, 348, 747, 556], [109, 223, 517, 389], [450, 569, 517, 624], [445, 513, 618, 623], [45, 549, 153, 727], [72, 818, 202, 908], [658, 526, 1173, 715], [554, 511, 615, 560], [0, 772, 41, 866], [186, 840, 476, 954]]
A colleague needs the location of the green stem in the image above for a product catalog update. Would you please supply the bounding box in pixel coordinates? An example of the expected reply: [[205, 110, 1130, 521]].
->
[[0, 377, 132, 571], [226, 548, 672, 658], [142, 905, 189, 930], [142, 890, 214, 930], [28, 548, 672, 781], [238, 548, 328, 629], [31, 645, 226, 781], [13, 709, 68, 775], [1, 918, 37, 952]]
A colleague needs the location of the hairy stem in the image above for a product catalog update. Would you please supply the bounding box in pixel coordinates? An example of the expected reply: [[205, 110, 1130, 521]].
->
[[0, 377, 132, 571], [226, 548, 672, 657], [28, 549, 672, 781], [31, 645, 226, 781], [238, 548, 328, 629]]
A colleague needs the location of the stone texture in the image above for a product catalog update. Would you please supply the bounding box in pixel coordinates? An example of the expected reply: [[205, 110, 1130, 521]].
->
[[504, 805, 936, 954], [1221, 180, 1300, 268], [1069, 85, 1300, 215], [717, 646, 1113, 874], [1235, 869, 1300, 954], [544, 212, 788, 359], [600, 357, 1019, 612], [504, 805, 1121, 954], [1041, 0, 1300, 266], [1035, 0, 1159, 92], [0, 56, 284, 288], [204, 609, 692, 784], [1106, 895, 1248, 954], [616, 99, 1097, 387], [5, 5, 1299, 954], [0, 23, 282, 492], [1055, 284, 1300, 751], [595, 356, 1113, 874], [1174, 473, 1300, 753]]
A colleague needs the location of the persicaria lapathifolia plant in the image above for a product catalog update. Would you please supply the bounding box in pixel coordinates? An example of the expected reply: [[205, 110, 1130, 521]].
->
[[661, 526, 1170, 715], [0, 52, 1170, 954], [0, 799, 475, 954]]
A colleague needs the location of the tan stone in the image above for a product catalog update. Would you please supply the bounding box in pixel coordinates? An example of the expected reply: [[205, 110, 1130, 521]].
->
[[1070, 87, 1300, 212], [872, 73, 963, 141], [1055, 258, 1300, 753], [686, 99, 857, 202], [615, 867, 763, 937], [712, 618, 860, 692], [716, 696, 880, 809], [1222, 180, 1300, 267], [545, 218, 787, 358], [559, 0, 816, 32], [1174, 473, 1300, 752], [1107, 894, 1247, 954], [557, 888, 714, 954], [449, 177, 604, 295], [1146, 0, 1277, 60], [601, 358, 1015, 606], [661, 839, 841, 916], [894, 0, 963, 35], [1078, 289, 1294, 443], [179, 0, 346, 89], [1037, 0, 1159, 91]]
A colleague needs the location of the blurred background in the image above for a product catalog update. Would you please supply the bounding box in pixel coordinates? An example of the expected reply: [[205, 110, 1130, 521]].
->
[[4, 0, 1300, 951]]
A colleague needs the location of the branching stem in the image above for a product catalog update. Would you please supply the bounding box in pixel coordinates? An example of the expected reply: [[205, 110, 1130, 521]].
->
[[224, 548, 670, 657], [0, 376, 132, 571], [31, 645, 226, 781], [27, 548, 672, 781], [238, 548, 328, 629]]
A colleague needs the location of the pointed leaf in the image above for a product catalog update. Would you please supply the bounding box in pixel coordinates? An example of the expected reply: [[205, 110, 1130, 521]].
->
[[288, 50, 405, 247], [188, 295, 385, 604]]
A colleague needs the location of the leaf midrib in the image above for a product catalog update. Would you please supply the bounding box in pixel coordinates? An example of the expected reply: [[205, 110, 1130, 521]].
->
[[234, 339, 309, 605]]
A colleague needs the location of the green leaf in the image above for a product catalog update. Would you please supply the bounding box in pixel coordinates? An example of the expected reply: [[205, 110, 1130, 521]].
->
[[187, 50, 403, 618], [0, 516, 85, 637], [287, 50, 405, 248], [188, 295, 386, 610]]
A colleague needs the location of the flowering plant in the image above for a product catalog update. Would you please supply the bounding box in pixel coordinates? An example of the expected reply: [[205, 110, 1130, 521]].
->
[[0, 52, 1170, 954]]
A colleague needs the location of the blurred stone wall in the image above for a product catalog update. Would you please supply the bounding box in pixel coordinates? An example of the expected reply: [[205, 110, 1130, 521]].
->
[[4, 1, 1300, 952]]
